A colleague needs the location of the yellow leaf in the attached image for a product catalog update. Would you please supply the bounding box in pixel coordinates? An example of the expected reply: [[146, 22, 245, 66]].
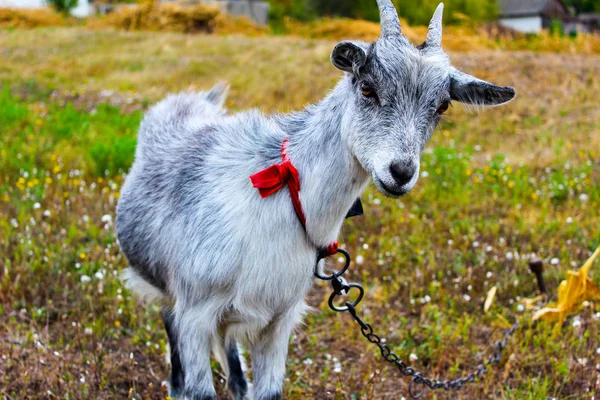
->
[[484, 286, 497, 313], [533, 247, 600, 327], [520, 294, 545, 311]]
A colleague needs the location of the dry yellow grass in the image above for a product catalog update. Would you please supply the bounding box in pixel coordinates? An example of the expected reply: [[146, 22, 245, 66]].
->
[[87, 2, 266, 36], [214, 13, 267, 36], [0, 4, 599, 54], [88, 2, 220, 33], [0, 7, 70, 29], [287, 17, 600, 54]]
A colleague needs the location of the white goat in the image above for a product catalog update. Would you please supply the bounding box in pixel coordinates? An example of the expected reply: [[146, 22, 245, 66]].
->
[[116, 2, 515, 399]]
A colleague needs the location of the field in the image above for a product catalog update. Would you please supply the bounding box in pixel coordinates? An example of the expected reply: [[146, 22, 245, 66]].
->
[[1, 27, 599, 399]]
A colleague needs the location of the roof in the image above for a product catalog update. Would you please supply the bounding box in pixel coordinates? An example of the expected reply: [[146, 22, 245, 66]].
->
[[498, 0, 568, 17], [579, 13, 600, 22], [498, 0, 555, 17]]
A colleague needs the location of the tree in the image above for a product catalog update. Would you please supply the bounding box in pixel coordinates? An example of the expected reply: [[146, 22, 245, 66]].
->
[[565, 0, 600, 13], [47, 0, 79, 15], [395, 0, 498, 25], [268, 0, 500, 25]]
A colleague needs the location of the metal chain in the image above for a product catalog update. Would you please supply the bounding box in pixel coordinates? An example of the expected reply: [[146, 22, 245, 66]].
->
[[315, 248, 520, 399]]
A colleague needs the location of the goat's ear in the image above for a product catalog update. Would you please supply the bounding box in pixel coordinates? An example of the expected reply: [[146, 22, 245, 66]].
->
[[450, 68, 516, 106], [331, 41, 369, 75]]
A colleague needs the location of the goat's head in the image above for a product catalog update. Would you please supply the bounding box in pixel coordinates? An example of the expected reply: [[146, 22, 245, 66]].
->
[[331, 1, 515, 197]]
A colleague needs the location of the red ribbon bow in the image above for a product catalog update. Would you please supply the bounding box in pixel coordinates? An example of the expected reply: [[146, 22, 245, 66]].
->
[[250, 140, 307, 229]]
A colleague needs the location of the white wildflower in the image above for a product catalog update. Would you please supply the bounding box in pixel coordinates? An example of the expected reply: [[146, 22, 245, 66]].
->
[[333, 361, 342, 373], [33, 202, 41, 209], [80, 275, 91, 283]]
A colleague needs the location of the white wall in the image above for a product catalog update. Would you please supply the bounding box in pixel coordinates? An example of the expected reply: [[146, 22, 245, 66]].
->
[[499, 16, 543, 33], [0, 0, 91, 17], [0, 0, 45, 8], [70, 0, 90, 17]]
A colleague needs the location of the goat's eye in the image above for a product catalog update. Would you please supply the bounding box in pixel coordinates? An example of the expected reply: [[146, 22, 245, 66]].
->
[[361, 84, 375, 98], [437, 101, 450, 114]]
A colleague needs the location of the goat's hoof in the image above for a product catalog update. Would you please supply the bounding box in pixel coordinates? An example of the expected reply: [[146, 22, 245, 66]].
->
[[256, 393, 282, 400], [228, 376, 248, 400], [168, 378, 185, 398], [186, 391, 217, 400], [169, 388, 184, 399]]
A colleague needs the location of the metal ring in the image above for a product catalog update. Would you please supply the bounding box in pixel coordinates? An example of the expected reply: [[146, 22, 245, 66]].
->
[[408, 376, 426, 399], [327, 283, 364, 312], [314, 248, 351, 280]]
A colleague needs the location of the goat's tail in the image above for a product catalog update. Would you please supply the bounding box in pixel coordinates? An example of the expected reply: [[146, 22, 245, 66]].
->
[[204, 81, 230, 109], [121, 267, 166, 303]]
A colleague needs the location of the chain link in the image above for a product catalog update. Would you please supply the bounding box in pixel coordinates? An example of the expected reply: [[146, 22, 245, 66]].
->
[[315, 248, 519, 399]]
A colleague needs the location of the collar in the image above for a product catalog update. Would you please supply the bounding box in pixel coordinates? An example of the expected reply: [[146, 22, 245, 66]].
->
[[250, 139, 363, 259]]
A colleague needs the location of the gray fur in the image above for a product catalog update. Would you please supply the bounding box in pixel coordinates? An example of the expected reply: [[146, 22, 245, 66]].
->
[[116, 2, 515, 399]]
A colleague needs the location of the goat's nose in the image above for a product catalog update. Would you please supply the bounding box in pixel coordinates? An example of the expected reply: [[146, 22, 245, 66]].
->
[[389, 160, 416, 187]]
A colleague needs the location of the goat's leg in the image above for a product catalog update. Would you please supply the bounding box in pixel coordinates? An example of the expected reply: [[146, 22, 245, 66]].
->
[[251, 309, 302, 400], [162, 307, 185, 398], [175, 304, 218, 400], [213, 337, 248, 400]]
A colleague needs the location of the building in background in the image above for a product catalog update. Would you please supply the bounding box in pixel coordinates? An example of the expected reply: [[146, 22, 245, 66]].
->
[[498, 0, 571, 33], [0, 0, 92, 17], [576, 13, 600, 33]]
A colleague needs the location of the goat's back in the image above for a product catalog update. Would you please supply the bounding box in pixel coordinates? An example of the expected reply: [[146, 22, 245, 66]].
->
[[116, 85, 230, 298], [116, 84, 291, 302]]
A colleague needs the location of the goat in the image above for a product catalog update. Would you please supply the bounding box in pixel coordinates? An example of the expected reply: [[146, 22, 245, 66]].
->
[[116, 2, 516, 399]]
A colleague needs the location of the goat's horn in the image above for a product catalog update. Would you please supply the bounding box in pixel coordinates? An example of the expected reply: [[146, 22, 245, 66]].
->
[[376, 0, 401, 37], [426, 3, 444, 47]]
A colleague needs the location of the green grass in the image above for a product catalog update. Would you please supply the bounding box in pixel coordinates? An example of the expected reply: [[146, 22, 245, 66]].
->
[[0, 28, 599, 399]]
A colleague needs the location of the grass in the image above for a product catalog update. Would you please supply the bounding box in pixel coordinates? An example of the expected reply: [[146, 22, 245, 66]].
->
[[0, 28, 599, 399]]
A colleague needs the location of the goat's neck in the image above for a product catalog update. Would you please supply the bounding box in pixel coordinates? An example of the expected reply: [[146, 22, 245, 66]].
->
[[278, 78, 370, 246]]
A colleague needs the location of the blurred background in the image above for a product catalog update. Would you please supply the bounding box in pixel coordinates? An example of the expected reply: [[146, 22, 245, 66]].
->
[[0, 0, 599, 399]]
